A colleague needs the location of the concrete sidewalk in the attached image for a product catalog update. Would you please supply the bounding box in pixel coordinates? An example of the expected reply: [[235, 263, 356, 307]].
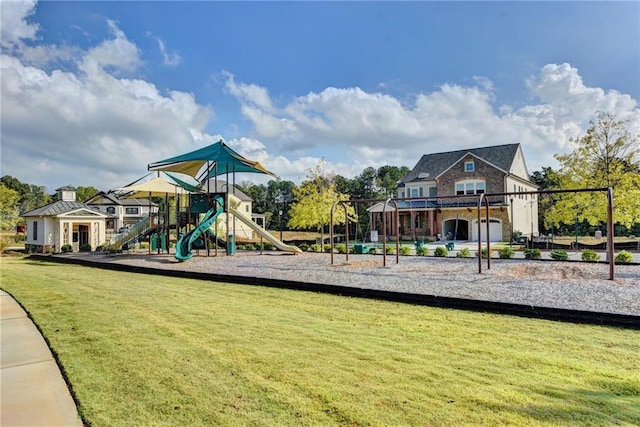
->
[[1, 290, 82, 426]]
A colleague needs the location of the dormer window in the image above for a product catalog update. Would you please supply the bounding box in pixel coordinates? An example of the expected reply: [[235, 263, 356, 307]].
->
[[464, 161, 475, 172]]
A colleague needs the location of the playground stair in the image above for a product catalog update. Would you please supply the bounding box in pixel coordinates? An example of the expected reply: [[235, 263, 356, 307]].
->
[[107, 217, 153, 252]]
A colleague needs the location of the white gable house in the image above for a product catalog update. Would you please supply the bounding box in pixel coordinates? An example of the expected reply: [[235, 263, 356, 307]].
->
[[21, 186, 108, 253]]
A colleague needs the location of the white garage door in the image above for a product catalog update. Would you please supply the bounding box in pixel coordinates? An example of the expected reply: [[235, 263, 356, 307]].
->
[[472, 219, 502, 242]]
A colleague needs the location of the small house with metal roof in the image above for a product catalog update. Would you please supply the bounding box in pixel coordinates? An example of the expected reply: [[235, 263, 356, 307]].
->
[[21, 186, 108, 253]]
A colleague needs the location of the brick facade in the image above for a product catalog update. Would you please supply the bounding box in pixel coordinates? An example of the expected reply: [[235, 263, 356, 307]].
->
[[437, 155, 505, 204]]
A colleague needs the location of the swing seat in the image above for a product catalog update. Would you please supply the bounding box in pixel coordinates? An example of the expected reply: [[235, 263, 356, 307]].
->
[[446, 242, 455, 251]]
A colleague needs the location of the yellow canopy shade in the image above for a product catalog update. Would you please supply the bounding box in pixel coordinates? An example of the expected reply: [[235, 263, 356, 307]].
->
[[116, 177, 188, 198]]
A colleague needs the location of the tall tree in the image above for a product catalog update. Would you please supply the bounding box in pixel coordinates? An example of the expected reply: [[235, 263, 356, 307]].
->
[[550, 112, 640, 229], [0, 176, 50, 213], [0, 184, 20, 230], [266, 180, 296, 229], [288, 162, 356, 241], [76, 186, 100, 202], [376, 165, 410, 197], [237, 181, 268, 214]]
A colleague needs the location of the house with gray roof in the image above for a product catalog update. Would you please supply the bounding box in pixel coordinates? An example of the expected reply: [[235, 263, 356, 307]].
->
[[85, 191, 158, 232], [390, 143, 538, 242], [199, 179, 259, 239], [21, 186, 108, 253]]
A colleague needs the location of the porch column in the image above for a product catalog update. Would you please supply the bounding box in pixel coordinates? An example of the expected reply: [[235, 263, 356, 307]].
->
[[410, 210, 415, 240], [429, 210, 435, 237]]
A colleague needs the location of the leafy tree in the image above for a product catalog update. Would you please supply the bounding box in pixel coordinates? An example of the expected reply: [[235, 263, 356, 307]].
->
[[266, 180, 296, 229], [376, 165, 410, 197], [530, 167, 562, 234], [333, 175, 354, 196], [0, 184, 20, 230], [0, 176, 50, 213], [288, 162, 356, 242], [76, 186, 100, 202], [549, 112, 640, 229], [237, 181, 268, 214], [352, 167, 378, 200]]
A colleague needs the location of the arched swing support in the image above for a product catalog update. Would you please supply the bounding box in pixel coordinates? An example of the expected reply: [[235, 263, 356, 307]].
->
[[477, 187, 615, 280], [330, 198, 400, 267]]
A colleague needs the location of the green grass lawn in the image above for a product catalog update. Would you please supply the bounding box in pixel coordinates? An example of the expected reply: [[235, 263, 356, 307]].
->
[[2, 257, 639, 426]]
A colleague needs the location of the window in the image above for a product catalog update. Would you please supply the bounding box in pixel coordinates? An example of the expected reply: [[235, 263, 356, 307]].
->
[[106, 207, 115, 214], [245, 205, 249, 213], [410, 188, 419, 197], [464, 161, 475, 172], [428, 186, 437, 197], [32, 221, 38, 240], [125, 207, 139, 215], [456, 180, 485, 195]]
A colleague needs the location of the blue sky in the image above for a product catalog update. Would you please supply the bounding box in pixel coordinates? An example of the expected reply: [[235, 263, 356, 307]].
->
[[1, 1, 639, 192]]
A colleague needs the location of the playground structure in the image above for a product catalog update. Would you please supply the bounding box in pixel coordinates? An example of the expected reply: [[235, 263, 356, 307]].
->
[[174, 192, 301, 261], [330, 187, 618, 280], [107, 140, 300, 259]]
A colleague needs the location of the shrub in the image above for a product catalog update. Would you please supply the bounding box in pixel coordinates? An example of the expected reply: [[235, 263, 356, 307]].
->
[[95, 245, 104, 252], [511, 230, 523, 243], [581, 249, 601, 262], [236, 244, 246, 250], [399, 246, 412, 256], [550, 249, 568, 261], [614, 250, 634, 264], [416, 246, 429, 256], [480, 247, 491, 259], [497, 247, 514, 259], [434, 246, 448, 257], [0, 236, 12, 254], [264, 243, 274, 251], [368, 248, 377, 255], [336, 243, 347, 254], [456, 247, 471, 258], [79, 243, 92, 252], [61, 244, 73, 253], [310, 243, 322, 252], [385, 245, 395, 255], [140, 243, 149, 249], [298, 242, 310, 252], [323, 244, 332, 253], [14, 234, 26, 243], [524, 248, 541, 260], [245, 243, 256, 251]]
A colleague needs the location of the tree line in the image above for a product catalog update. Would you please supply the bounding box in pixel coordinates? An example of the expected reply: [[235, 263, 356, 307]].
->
[[0, 177, 98, 231], [2, 112, 638, 237]]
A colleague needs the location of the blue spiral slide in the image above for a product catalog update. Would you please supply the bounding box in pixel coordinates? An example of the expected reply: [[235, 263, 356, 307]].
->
[[174, 196, 224, 261]]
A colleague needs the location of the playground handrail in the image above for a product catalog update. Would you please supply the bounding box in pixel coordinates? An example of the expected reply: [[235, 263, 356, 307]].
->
[[107, 215, 152, 250]]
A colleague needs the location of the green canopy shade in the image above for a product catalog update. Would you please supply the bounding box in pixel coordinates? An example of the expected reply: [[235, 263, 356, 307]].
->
[[148, 140, 277, 180]]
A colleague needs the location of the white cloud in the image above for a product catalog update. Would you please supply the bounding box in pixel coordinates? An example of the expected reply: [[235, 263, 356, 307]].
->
[[1, 0, 638, 195], [224, 71, 275, 112], [81, 20, 142, 75], [0, 0, 39, 49], [147, 32, 182, 67], [224, 65, 639, 175], [1, 53, 213, 191]]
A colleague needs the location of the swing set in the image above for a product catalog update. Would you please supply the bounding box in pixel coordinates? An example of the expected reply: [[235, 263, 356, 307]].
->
[[330, 187, 618, 281]]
